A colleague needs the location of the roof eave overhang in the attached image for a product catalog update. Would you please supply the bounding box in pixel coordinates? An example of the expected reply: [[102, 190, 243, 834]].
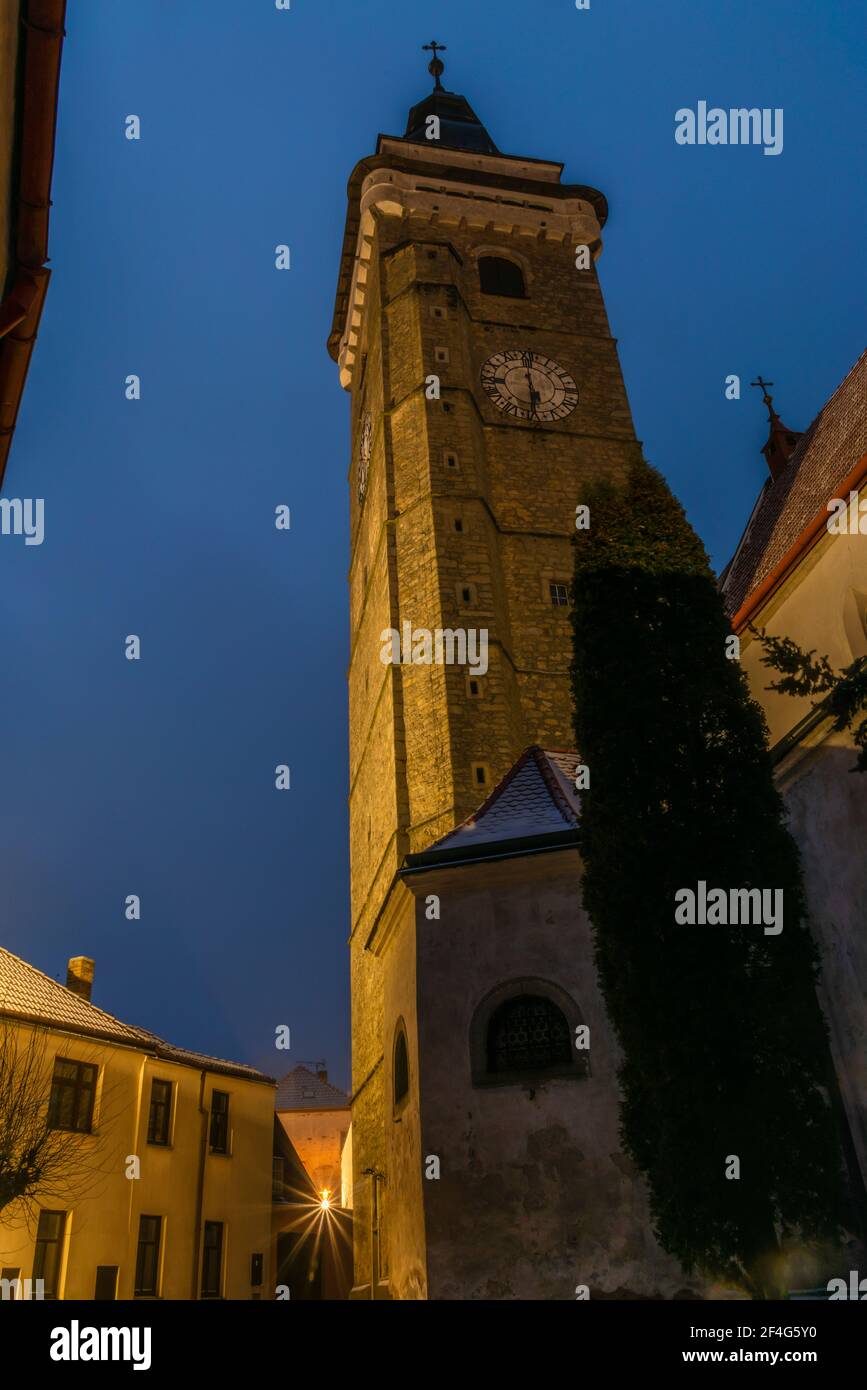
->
[[0, 0, 67, 488], [0, 1005, 275, 1085], [401, 826, 580, 875]]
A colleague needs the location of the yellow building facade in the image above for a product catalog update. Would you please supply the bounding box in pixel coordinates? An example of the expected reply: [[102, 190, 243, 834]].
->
[[0, 948, 275, 1300]]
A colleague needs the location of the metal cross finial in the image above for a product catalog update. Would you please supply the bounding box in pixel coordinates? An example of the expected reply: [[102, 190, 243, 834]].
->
[[423, 39, 447, 90], [750, 375, 774, 404]]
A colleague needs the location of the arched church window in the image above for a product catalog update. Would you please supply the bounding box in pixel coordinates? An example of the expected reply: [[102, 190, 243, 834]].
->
[[470, 978, 588, 1087], [478, 256, 526, 298], [487, 995, 572, 1074], [393, 1022, 409, 1107]]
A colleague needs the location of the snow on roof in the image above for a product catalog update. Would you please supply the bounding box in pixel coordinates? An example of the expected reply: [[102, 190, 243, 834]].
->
[[414, 747, 581, 861], [0, 946, 273, 1084]]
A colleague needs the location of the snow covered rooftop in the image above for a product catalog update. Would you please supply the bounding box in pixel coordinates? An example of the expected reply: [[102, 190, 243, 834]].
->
[[404, 747, 581, 870]]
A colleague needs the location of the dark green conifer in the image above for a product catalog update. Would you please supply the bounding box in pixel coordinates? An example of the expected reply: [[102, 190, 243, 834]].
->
[[571, 460, 846, 1295]]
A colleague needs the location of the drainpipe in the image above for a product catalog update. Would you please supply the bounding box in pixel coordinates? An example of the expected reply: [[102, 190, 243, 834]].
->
[[190, 1070, 208, 1300], [361, 1167, 385, 1299]]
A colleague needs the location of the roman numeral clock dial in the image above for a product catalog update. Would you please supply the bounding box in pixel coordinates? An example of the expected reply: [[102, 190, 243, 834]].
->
[[480, 350, 578, 422]]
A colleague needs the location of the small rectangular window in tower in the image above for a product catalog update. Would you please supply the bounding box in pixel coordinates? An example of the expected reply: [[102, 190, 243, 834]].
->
[[456, 581, 478, 607], [454, 518, 464, 533], [471, 763, 491, 788], [549, 582, 572, 608], [444, 450, 459, 471], [431, 306, 447, 320], [434, 346, 449, 364], [466, 676, 485, 699]]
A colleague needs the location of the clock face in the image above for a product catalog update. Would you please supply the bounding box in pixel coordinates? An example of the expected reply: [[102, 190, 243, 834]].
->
[[480, 350, 578, 422], [357, 413, 372, 503]]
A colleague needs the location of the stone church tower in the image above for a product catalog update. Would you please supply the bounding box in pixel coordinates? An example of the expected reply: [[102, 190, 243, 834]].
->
[[327, 56, 699, 1299]]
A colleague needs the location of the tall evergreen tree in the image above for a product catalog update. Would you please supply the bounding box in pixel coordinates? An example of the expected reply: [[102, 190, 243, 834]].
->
[[570, 460, 846, 1295]]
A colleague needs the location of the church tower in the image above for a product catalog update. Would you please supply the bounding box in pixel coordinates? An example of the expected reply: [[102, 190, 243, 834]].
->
[[328, 51, 686, 1299]]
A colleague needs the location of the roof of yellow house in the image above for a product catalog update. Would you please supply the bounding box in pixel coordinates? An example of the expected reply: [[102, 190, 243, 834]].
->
[[0, 946, 274, 1084]]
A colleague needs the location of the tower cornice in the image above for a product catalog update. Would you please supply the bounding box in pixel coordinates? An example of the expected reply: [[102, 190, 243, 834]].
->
[[327, 149, 608, 385]]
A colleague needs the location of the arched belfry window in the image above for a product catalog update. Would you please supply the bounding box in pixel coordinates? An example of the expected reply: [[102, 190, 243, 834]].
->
[[470, 979, 588, 1087], [478, 256, 526, 299], [393, 1022, 409, 1108]]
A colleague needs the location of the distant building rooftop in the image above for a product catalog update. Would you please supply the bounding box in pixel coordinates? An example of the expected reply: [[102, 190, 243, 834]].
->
[[275, 1064, 349, 1112]]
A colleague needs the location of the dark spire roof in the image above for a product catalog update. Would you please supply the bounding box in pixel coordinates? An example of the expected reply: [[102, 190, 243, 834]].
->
[[750, 376, 802, 480], [403, 88, 499, 154], [404, 42, 499, 154]]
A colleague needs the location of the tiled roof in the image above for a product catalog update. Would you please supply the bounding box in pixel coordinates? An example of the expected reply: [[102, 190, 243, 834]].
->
[[408, 747, 581, 864], [721, 350, 867, 617], [0, 946, 273, 1084], [275, 1065, 350, 1112]]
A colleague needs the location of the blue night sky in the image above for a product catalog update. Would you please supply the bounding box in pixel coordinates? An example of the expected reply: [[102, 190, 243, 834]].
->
[[0, 1, 863, 1092]]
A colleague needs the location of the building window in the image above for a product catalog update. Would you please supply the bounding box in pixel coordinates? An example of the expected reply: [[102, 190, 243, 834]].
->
[[94, 1266, 118, 1300], [134, 1215, 162, 1297], [393, 1024, 409, 1108], [488, 995, 572, 1074], [434, 346, 449, 364], [209, 1091, 229, 1154], [272, 1155, 286, 1200], [33, 1211, 67, 1300], [466, 675, 484, 699], [454, 517, 464, 532], [443, 449, 459, 471], [47, 1058, 97, 1133], [549, 581, 572, 608], [470, 979, 589, 1087], [479, 256, 526, 298], [147, 1079, 173, 1146], [456, 580, 478, 607], [471, 763, 490, 788], [201, 1221, 224, 1298]]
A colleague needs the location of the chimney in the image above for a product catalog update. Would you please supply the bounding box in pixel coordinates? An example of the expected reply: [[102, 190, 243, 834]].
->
[[66, 956, 94, 1002], [316, 1060, 328, 1083]]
